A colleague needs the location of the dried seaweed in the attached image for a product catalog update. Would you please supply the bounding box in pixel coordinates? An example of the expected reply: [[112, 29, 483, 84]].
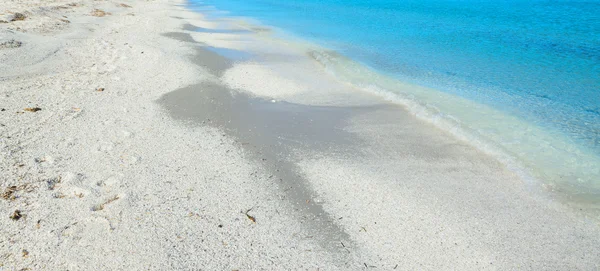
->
[[91, 9, 110, 17], [10, 210, 22, 220], [91, 195, 120, 211], [24, 107, 41, 112], [242, 208, 256, 223], [11, 13, 26, 22], [2, 186, 18, 200]]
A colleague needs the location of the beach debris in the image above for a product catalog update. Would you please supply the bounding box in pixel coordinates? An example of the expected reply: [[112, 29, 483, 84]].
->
[[242, 208, 256, 223], [118, 3, 132, 8], [46, 177, 61, 190], [11, 13, 26, 22], [24, 107, 41, 112], [96, 87, 105, 92], [91, 9, 110, 17], [34, 157, 46, 163], [0, 40, 23, 49], [187, 212, 201, 218], [91, 195, 120, 211], [53, 193, 66, 199], [22, 249, 29, 258], [2, 186, 18, 200], [10, 210, 23, 220], [340, 241, 351, 253], [0, 20, 8, 24]]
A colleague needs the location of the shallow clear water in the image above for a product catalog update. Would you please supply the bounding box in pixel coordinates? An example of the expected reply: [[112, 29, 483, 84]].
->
[[189, 0, 600, 200]]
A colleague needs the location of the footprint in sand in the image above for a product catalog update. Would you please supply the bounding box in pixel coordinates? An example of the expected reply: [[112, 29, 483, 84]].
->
[[61, 216, 113, 241], [55, 186, 90, 199], [62, 172, 85, 185], [53, 172, 90, 199]]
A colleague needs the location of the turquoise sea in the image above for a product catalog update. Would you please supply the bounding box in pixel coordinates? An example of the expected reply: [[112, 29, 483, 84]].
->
[[189, 0, 600, 202]]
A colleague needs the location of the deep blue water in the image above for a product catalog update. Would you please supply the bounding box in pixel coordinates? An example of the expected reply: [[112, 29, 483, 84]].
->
[[189, 0, 600, 197]]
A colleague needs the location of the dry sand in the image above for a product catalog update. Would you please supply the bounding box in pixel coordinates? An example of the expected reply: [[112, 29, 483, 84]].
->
[[1, 0, 600, 270], [0, 0, 343, 269]]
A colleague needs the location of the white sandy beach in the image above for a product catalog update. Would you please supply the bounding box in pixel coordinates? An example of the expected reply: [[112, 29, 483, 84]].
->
[[1, 0, 599, 270]]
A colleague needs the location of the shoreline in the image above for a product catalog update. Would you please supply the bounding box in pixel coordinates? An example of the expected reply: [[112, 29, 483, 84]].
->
[[187, 2, 600, 209], [160, 4, 600, 268], [1, 0, 600, 269]]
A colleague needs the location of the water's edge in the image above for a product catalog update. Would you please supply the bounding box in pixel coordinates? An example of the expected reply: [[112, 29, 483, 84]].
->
[[187, 1, 600, 212]]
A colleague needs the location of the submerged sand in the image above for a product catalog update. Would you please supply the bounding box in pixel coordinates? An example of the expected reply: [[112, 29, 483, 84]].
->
[[1, 0, 599, 270]]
